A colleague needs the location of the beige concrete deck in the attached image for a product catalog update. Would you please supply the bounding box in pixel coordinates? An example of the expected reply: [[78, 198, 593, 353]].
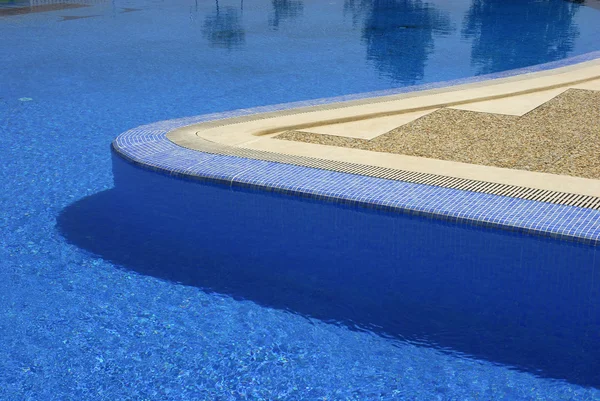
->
[[278, 88, 600, 180], [167, 58, 600, 198]]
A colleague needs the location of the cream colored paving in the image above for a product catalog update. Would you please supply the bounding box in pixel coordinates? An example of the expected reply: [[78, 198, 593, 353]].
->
[[573, 77, 600, 91], [448, 88, 568, 116], [167, 58, 600, 197], [302, 110, 438, 139]]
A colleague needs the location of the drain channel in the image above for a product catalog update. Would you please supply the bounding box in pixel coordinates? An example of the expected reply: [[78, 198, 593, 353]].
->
[[185, 137, 600, 211]]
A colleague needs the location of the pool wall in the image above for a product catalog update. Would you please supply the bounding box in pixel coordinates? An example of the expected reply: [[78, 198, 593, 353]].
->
[[58, 153, 600, 386]]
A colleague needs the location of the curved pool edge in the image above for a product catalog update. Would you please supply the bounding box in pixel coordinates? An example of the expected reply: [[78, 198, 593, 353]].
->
[[232, 50, 600, 109], [112, 52, 600, 246]]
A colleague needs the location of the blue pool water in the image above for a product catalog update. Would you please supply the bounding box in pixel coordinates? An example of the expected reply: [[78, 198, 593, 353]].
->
[[1, 0, 600, 399]]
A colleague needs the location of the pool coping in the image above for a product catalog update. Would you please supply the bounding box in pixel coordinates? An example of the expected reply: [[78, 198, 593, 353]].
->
[[168, 58, 600, 197], [112, 51, 600, 245]]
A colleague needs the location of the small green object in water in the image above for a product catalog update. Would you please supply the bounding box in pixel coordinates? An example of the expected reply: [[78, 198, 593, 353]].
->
[[19, 97, 33, 102]]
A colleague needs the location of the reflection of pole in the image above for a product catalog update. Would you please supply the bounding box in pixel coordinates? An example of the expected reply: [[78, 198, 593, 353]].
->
[[215, 0, 219, 14], [241, 0, 243, 11]]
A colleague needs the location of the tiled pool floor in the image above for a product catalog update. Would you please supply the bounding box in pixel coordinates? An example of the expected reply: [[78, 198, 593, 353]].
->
[[277, 88, 600, 180]]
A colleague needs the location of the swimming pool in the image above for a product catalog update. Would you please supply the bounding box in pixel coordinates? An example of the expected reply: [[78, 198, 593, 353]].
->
[[2, 0, 600, 399]]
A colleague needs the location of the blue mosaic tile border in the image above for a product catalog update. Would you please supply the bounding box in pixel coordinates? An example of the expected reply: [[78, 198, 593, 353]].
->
[[112, 52, 600, 245]]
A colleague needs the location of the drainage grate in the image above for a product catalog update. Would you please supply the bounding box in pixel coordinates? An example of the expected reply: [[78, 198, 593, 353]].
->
[[184, 136, 600, 211]]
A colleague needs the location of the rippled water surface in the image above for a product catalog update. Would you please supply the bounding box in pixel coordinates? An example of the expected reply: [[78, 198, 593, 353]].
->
[[1, 0, 600, 399]]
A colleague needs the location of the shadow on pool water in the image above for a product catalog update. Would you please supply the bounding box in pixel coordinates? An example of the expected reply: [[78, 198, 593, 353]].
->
[[56, 153, 600, 388]]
